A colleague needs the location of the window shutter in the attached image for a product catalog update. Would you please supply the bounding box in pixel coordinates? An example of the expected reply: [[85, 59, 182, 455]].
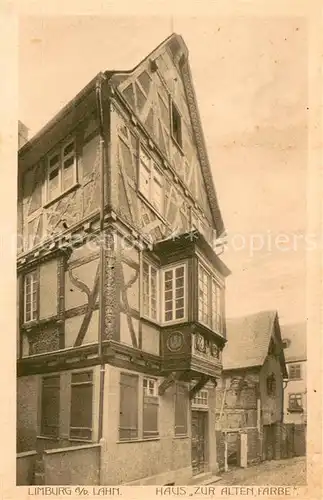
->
[[143, 378, 159, 438], [119, 373, 139, 441], [175, 384, 188, 436], [41, 376, 60, 438], [70, 371, 93, 440], [143, 396, 159, 438]]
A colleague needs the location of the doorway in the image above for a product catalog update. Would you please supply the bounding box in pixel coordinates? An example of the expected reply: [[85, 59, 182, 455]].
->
[[191, 411, 207, 475], [263, 424, 275, 461]]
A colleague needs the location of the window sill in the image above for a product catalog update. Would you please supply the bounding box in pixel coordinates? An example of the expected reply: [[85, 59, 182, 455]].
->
[[22, 315, 59, 330], [43, 183, 80, 209], [117, 437, 160, 444], [174, 435, 189, 439], [68, 438, 93, 444], [162, 318, 188, 327], [22, 320, 38, 330], [37, 435, 59, 441], [140, 316, 161, 328], [287, 408, 304, 414]]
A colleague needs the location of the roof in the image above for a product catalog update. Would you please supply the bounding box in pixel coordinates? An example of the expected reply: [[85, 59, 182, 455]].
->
[[223, 310, 284, 372], [18, 33, 225, 236], [280, 322, 306, 362]]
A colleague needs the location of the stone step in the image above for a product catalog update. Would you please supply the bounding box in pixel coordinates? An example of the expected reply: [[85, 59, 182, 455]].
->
[[188, 472, 221, 485], [200, 475, 222, 485]]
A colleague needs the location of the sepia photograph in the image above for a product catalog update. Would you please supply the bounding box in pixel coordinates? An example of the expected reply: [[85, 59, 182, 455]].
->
[[13, 10, 319, 492]]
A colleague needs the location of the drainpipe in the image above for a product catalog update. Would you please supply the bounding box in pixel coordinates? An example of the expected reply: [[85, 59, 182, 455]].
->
[[96, 75, 106, 447]]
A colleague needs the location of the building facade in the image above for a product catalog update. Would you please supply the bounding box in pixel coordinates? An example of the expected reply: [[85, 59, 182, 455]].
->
[[215, 311, 288, 471], [281, 323, 307, 425], [17, 34, 230, 486]]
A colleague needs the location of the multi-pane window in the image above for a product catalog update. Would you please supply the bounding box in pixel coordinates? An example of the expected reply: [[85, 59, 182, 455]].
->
[[48, 139, 76, 202], [211, 279, 222, 332], [119, 374, 159, 441], [24, 270, 38, 323], [175, 384, 188, 436], [41, 376, 60, 438], [171, 101, 182, 148], [192, 390, 208, 407], [142, 261, 158, 321], [70, 371, 93, 441], [163, 264, 186, 323], [139, 148, 164, 214], [288, 364, 301, 380], [198, 266, 209, 325], [198, 263, 223, 334], [288, 393, 303, 411], [119, 373, 139, 441], [143, 378, 159, 438]]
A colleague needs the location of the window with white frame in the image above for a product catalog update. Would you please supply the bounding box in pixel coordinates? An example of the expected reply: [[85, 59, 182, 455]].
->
[[288, 393, 303, 411], [139, 147, 164, 214], [142, 260, 158, 321], [288, 364, 301, 380], [143, 378, 159, 438], [162, 264, 186, 323], [24, 270, 38, 323], [192, 389, 208, 407], [47, 139, 77, 202], [198, 263, 223, 334]]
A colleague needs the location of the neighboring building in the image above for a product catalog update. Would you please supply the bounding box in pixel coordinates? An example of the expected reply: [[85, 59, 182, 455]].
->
[[215, 311, 288, 471], [18, 121, 29, 149], [281, 322, 307, 425], [17, 33, 230, 486]]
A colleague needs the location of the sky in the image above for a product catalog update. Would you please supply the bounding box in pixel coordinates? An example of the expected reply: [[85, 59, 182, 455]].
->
[[19, 16, 308, 326]]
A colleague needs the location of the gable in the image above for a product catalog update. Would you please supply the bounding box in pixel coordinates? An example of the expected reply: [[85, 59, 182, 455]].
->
[[109, 34, 224, 236]]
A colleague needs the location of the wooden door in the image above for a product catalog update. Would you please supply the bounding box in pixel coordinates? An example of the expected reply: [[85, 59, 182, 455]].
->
[[263, 424, 274, 461], [191, 411, 207, 475]]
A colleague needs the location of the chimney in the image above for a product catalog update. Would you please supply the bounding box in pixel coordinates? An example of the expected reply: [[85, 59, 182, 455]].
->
[[18, 120, 29, 149]]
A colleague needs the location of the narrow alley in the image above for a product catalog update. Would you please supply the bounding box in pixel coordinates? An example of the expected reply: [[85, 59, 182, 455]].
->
[[217, 457, 306, 486]]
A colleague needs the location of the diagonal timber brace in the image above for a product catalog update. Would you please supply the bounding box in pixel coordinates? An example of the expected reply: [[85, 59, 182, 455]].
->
[[189, 374, 210, 400], [158, 372, 182, 396]]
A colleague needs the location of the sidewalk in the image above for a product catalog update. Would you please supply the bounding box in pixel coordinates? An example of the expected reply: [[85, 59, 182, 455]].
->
[[216, 457, 306, 486]]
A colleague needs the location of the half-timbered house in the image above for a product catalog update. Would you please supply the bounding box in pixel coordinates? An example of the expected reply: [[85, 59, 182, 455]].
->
[[17, 33, 230, 486]]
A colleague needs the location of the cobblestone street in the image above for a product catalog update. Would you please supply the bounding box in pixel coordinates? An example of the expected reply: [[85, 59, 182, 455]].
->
[[217, 457, 306, 486]]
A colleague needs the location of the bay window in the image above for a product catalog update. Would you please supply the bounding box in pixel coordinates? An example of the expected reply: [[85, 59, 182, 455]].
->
[[142, 260, 158, 321], [198, 263, 223, 334], [162, 264, 186, 323]]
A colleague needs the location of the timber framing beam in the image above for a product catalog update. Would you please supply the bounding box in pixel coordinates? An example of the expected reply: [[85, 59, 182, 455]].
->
[[189, 374, 210, 400], [158, 372, 181, 396]]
